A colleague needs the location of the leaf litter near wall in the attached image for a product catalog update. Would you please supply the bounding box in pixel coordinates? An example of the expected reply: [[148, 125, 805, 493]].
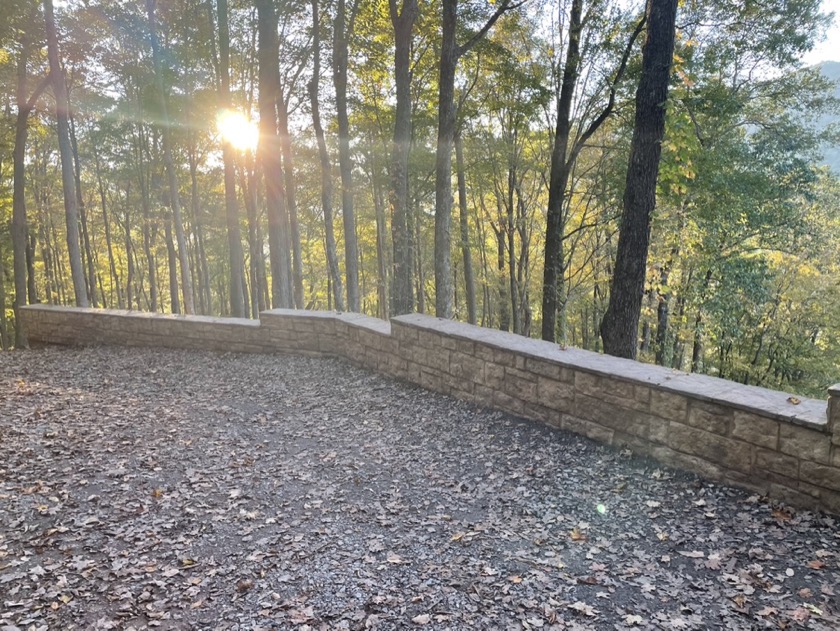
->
[[0, 346, 839, 630]]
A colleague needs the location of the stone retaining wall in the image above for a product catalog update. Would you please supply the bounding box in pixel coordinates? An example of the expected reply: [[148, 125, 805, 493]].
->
[[20, 304, 840, 514]]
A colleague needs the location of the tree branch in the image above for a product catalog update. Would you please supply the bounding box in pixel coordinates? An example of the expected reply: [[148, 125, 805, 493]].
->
[[458, 0, 527, 58], [25, 73, 53, 112], [567, 13, 647, 166]]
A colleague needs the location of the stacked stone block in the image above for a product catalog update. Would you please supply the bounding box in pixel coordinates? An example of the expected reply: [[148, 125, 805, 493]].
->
[[19, 304, 840, 514]]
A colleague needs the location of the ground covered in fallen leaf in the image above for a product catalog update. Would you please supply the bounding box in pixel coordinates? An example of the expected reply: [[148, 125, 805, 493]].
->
[[1, 347, 839, 631]]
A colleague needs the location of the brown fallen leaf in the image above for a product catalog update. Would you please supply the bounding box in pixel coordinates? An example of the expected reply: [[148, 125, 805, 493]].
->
[[788, 606, 810, 623], [568, 601, 597, 617], [772, 508, 793, 522], [570, 527, 587, 542], [236, 579, 254, 593], [806, 559, 825, 570]]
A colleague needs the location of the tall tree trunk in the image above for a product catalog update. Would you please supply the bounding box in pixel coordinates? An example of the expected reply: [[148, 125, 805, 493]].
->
[[123, 206, 135, 309], [433, 0, 459, 319], [69, 111, 98, 307], [44, 0, 88, 307], [601, 0, 678, 358], [187, 141, 207, 314], [370, 155, 389, 319], [309, 0, 344, 311], [654, 260, 672, 365], [256, 0, 293, 308], [40, 223, 54, 304], [11, 26, 47, 346], [691, 269, 713, 372], [434, 0, 513, 319], [240, 154, 261, 318], [146, 0, 194, 314], [541, 4, 644, 342], [541, 0, 582, 342], [333, 0, 360, 311], [414, 195, 424, 313], [277, 93, 304, 308], [93, 147, 123, 308], [389, 0, 417, 316], [455, 132, 476, 324], [165, 219, 180, 314], [0, 250, 9, 350], [137, 132, 159, 312], [217, 0, 246, 317], [495, 223, 510, 332], [26, 234, 38, 304], [505, 168, 519, 334]]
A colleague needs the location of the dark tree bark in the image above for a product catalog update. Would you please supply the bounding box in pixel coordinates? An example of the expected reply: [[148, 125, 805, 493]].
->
[[309, 0, 344, 311], [44, 0, 88, 308], [146, 0, 195, 314], [654, 252, 676, 366], [277, 92, 304, 309], [12, 24, 50, 346], [218, 0, 247, 317], [92, 146, 123, 308], [389, 0, 418, 316], [367, 148, 389, 319], [541, 3, 645, 342], [187, 138, 207, 314], [164, 219, 180, 314], [434, 0, 516, 319], [69, 110, 98, 307], [600, 0, 678, 358], [256, 0, 293, 309], [26, 233, 37, 305], [136, 125, 158, 312], [0, 249, 8, 350], [123, 200, 135, 309], [333, 0, 361, 311], [239, 153, 264, 317], [454, 132, 476, 324]]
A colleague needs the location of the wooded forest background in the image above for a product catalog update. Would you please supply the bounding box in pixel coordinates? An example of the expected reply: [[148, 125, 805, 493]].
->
[[1, 0, 839, 397]]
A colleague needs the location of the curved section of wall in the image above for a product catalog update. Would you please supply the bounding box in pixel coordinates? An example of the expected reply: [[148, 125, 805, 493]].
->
[[19, 304, 840, 514]]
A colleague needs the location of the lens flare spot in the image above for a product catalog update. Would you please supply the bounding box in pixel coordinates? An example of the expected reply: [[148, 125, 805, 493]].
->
[[216, 109, 259, 152], [596, 503, 607, 515]]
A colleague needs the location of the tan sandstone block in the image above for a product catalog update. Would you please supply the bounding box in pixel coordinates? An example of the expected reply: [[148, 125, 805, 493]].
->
[[485, 363, 505, 390], [650, 390, 688, 422], [537, 376, 574, 408], [732, 411, 779, 450], [799, 461, 840, 491], [779, 424, 831, 464], [449, 353, 485, 383], [666, 423, 753, 473], [561, 415, 614, 445], [574, 371, 601, 397], [754, 448, 799, 479], [688, 401, 733, 436]]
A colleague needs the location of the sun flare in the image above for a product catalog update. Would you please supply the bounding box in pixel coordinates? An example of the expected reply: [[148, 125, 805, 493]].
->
[[216, 109, 259, 152]]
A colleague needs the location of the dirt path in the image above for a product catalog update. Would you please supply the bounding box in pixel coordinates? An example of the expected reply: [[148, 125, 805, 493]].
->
[[1, 347, 838, 630]]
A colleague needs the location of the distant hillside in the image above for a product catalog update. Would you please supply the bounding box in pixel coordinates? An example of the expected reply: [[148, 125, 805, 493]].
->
[[816, 61, 840, 173]]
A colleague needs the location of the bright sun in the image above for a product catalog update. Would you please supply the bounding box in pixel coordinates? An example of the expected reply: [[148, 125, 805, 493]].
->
[[216, 109, 259, 152]]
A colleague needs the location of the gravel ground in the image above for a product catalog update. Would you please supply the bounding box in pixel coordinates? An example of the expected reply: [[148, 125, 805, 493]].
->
[[1, 346, 839, 631]]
